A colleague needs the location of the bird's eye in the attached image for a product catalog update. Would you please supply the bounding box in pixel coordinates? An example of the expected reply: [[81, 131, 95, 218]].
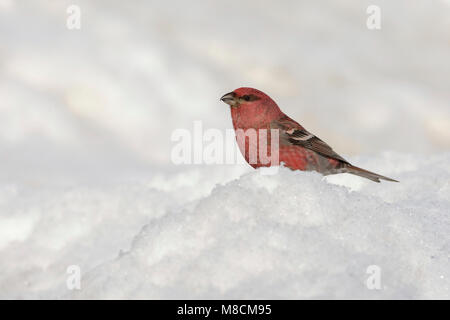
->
[[243, 95, 251, 101]]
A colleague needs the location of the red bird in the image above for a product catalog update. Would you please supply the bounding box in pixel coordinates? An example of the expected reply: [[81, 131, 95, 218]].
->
[[220, 87, 398, 183]]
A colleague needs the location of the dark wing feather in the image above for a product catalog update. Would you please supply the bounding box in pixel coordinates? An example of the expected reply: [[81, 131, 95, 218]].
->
[[288, 132, 349, 163], [272, 115, 349, 164]]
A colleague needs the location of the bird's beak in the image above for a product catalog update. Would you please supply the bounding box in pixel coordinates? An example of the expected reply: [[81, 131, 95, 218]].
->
[[220, 92, 237, 107]]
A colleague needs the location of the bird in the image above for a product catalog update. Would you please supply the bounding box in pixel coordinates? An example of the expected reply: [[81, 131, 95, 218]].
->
[[220, 87, 398, 183]]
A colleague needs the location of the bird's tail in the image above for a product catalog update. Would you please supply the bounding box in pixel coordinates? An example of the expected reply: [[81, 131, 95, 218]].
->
[[344, 164, 399, 183]]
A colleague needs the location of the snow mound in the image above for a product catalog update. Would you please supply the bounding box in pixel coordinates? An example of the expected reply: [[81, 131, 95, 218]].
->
[[63, 153, 449, 299]]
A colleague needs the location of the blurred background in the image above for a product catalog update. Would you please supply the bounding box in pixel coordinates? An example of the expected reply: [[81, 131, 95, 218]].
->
[[0, 0, 450, 299], [0, 0, 449, 178]]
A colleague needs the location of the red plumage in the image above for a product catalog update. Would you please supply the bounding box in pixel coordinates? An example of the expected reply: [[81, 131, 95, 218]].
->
[[221, 87, 397, 183]]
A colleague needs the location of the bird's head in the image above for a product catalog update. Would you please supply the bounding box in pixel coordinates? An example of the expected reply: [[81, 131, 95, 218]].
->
[[220, 87, 283, 127], [220, 87, 273, 108]]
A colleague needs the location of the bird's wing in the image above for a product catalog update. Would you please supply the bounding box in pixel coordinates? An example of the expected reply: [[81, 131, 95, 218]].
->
[[272, 115, 349, 164]]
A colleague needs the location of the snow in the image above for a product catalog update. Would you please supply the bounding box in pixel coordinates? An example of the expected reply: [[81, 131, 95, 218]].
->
[[1, 154, 449, 299], [0, 1, 449, 299]]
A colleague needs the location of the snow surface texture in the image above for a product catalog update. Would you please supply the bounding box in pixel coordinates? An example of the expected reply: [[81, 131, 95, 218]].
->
[[1, 154, 449, 299], [0, 1, 449, 299]]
